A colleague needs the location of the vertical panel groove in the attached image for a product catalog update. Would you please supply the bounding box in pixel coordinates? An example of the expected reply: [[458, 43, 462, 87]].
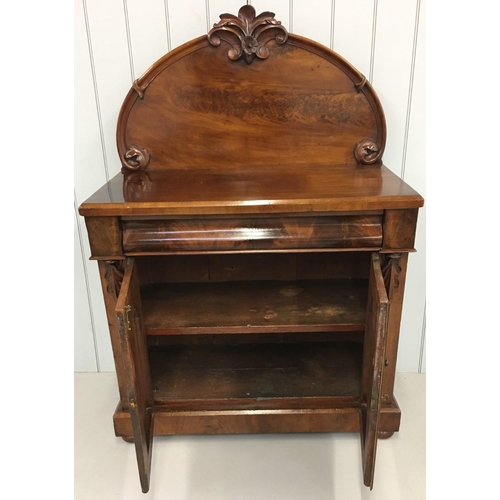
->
[[368, 0, 378, 83], [122, 0, 136, 81], [205, 0, 211, 33], [329, 0, 335, 50], [81, 0, 111, 186], [400, 0, 421, 180], [164, 0, 172, 51], [418, 300, 426, 373], [289, 0, 293, 33], [74, 195, 101, 372]]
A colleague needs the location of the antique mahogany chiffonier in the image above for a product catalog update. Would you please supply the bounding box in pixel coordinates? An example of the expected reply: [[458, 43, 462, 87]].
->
[[79, 5, 423, 493]]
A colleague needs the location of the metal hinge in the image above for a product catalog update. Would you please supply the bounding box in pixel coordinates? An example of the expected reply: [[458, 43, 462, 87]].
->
[[124, 305, 132, 331]]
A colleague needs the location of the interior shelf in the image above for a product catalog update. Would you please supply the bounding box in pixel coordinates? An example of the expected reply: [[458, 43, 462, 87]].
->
[[149, 341, 362, 410], [142, 279, 367, 335]]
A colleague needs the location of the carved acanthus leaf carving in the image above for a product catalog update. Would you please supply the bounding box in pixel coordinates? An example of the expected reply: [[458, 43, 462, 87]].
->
[[104, 261, 125, 295], [354, 138, 383, 165], [208, 5, 288, 64], [382, 253, 402, 293], [122, 145, 150, 171]]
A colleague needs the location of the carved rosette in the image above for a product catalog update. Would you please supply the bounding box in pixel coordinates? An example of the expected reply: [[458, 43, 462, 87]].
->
[[208, 5, 288, 64], [354, 138, 383, 165], [381, 253, 402, 294], [104, 261, 125, 296], [121, 145, 150, 171]]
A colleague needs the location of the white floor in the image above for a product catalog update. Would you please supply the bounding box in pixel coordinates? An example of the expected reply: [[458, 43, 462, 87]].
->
[[75, 373, 425, 500]]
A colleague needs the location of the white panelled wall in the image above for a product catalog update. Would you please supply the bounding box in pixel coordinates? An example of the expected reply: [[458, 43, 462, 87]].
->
[[74, 0, 426, 372]]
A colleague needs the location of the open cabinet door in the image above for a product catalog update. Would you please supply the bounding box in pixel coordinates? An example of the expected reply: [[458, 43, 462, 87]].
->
[[116, 258, 154, 493], [360, 253, 389, 489]]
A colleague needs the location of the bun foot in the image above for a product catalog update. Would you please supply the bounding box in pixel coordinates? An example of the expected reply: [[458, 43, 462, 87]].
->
[[378, 431, 394, 439], [121, 436, 134, 443]]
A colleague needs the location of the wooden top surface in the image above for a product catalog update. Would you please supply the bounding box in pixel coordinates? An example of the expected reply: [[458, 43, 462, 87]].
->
[[81, 7, 424, 218], [79, 164, 423, 216]]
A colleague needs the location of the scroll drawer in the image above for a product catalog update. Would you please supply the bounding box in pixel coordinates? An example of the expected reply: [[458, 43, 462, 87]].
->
[[122, 216, 382, 253]]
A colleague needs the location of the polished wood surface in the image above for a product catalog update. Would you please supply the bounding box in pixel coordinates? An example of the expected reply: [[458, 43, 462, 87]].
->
[[79, 165, 423, 216], [360, 253, 389, 489], [380, 252, 409, 405], [98, 261, 128, 409], [382, 209, 419, 250], [79, 5, 424, 492], [113, 399, 401, 436], [122, 215, 382, 253], [117, 33, 386, 171], [141, 279, 367, 335], [134, 252, 371, 285], [84, 216, 123, 259], [115, 259, 154, 493]]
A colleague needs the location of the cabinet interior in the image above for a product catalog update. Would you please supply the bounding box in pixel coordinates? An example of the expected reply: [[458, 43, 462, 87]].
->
[[135, 252, 371, 410]]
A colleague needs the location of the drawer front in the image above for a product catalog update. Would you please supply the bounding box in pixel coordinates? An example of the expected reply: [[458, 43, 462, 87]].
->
[[122, 216, 383, 253]]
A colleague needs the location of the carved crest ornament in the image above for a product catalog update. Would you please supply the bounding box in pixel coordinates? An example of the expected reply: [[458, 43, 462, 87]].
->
[[208, 5, 288, 64]]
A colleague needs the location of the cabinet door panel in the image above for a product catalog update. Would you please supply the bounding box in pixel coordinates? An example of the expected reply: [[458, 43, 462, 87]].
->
[[116, 258, 154, 493], [360, 253, 389, 489]]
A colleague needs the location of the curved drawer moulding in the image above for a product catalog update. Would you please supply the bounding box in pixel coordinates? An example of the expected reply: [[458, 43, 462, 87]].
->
[[116, 7, 386, 172], [121, 215, 384, 253]]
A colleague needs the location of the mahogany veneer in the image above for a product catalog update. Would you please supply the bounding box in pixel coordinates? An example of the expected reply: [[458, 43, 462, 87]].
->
[[79, 4, 423, 494]]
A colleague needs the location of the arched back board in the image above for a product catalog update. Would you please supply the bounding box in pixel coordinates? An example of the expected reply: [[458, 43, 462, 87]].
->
[[117, 5, 386, 172]]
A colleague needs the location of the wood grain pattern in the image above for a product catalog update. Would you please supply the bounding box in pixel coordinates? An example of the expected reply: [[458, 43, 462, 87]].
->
[[383, 209, 419, 250], [149, 342, 362, 405], [78, 165, 423, 216], [360, 253, 389, 489], [134, 252, 370, 285], [77, 5, 425, 492], [380, 252, 409, 404], [113, 400, 401, 436], [141, 280, 366, 335], [116, 33, 386, 171], [146, 331, 365, 347], [97, 261, 129, 408], [141, 279, 368, 335], [122, 215, 383, 253], [76, 0, 426, 378], [115, 258, 154, 493], [84, 216, 123, 258]]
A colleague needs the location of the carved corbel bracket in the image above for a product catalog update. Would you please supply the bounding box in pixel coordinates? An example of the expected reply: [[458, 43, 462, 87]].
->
[[381, 253, 402, 295], [208, 5, 288, 64], [104, 260, 125, 296]]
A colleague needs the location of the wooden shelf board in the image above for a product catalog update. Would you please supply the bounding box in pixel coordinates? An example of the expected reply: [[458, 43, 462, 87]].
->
[[149, 341, 362, 410], [142, 279, 367, 335]]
